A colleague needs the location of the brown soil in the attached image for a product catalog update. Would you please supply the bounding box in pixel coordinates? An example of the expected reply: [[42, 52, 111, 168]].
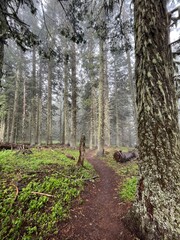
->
[[57, 150, 136, 240]]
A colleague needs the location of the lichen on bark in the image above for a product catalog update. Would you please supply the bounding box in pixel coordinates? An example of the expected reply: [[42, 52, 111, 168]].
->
[[128, 1, 180, 239]]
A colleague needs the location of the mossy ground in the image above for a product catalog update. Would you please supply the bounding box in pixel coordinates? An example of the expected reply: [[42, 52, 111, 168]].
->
[[103, 147, 139, 202], [0, 147, 95, 240]]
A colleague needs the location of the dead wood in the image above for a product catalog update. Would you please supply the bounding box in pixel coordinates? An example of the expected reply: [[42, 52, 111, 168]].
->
[[77, 135, 86, 167], [66, 154, 75, 160], [113, 150, 138, 163], [10, 183, 19, 201], [0, 143, 29, 151]]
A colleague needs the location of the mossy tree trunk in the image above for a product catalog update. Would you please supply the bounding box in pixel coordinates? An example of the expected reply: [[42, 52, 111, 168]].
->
[[129, 1, 180, 239]]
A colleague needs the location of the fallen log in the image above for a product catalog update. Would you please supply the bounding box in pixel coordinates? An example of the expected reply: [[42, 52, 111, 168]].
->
[[113, 150, 138, 163], [0, 143, 29, 151]]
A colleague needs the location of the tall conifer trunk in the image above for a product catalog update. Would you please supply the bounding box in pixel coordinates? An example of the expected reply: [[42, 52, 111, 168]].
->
[[70, 42, 77, 148], [10, 69, 20, 143], [37, 57, 43, 145], [114, 59, 120, 147], [0, 1, 7, 87], [30, 45, 37, 145], [62, 45, 69, 145], [97, 38, 105, 156], [47, 56, 52, 145], [104, 47, 111, 146], [128, 1, 180, 239]]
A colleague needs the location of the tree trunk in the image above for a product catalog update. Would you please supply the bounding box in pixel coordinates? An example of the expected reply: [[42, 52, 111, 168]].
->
[[114, 57, 121, 147], [10, 70, 20, 143], [87, 31, 97, 149], [37, 57, 43, 145], [5, 108, 11, 142], [127, 1, 180, 239], [47, 56, 53, 145], [0, 117, 5, 142], [126, 49, 138, 140], [70, 42, 77, 148], [30, 45, 37, 145], [62, 47, 69, 145], [20, 50, 26, 144], [122, 2, 138, 142], [104, 46, 111, 146], [0, 1, 7, 87], [77, 134, 85, 166], [97, 38, 105, 156]]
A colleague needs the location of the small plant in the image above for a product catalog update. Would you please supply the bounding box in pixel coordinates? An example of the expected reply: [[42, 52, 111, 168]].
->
[[119, 176, 138, 202]]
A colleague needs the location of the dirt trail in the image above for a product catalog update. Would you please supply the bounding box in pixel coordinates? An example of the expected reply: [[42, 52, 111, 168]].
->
[[58, 150, 135, 240]]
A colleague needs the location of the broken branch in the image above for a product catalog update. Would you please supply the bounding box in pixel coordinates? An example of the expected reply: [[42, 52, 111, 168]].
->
[[31, 191, 54, 197]]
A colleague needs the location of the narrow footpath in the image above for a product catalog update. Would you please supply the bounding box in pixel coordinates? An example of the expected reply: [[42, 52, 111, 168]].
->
[[58, 150, 135, 240]]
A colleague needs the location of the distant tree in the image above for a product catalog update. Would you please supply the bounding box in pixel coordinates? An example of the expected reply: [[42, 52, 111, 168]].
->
[[62, 41, 69, 145], [30, 45, 37, 145], [0, 0, 38, 87], [70, 42, 77, 148], [10, 68, 21, 143]]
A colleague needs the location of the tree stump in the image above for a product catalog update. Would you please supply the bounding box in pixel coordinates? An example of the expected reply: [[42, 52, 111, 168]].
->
[[77, 135, 85, 167]]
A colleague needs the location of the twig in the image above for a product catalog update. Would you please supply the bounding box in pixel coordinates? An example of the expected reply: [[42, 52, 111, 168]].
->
[[75, 175, 99, 182], [170, 38, 180, 45], [31, 191, 54, 197]]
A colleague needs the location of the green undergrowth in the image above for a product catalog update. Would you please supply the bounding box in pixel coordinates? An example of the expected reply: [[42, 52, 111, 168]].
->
[[0, 148, 95, 240], [103, 147, 138, 202], [120, 176, 138, 201]]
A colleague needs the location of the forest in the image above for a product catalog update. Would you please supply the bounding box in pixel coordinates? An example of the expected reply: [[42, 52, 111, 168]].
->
[[0, 0, 180, 240]]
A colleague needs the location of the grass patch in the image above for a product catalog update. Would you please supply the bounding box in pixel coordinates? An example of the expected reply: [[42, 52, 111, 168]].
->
[[0, 148, 95, 240]]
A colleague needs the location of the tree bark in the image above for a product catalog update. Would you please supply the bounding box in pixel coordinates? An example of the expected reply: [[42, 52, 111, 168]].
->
[[127, 1, 180, 239]]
